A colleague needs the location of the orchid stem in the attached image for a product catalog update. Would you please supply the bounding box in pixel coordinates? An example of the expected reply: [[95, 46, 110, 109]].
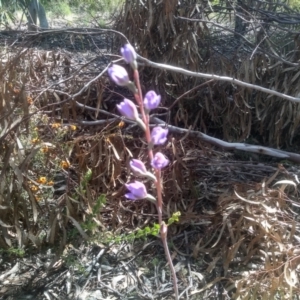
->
[[133, 69, 179, 300]]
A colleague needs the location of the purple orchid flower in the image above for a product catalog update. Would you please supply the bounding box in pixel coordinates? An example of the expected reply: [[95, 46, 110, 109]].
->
[[125, 181, 148, 200], [151, 127, 168, 145], [130, 159, 156, 181], [130, 159, 148, 176], [144, 90, 161, 111], [121, 44, 137, 65], [151, 152, 169, 170], [117, 99, 139, 120], [108, 64, 130, 87]]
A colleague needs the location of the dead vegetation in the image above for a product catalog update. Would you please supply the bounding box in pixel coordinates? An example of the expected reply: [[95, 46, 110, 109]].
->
[[1, 0, 300, 299], [116, 0, 300, 148]]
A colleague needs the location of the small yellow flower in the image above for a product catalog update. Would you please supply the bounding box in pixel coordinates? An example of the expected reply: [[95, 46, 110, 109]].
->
[[69, 125, 77, 131], [27, 96, 33, 105], [51, 123, 61, 129], [35, 196, 42, 202], [47, 181, 54, 186], [31, 138, 40, 144], [13, 88, 20, 95], [37, 177, 47, 184], [118, 121, 125, 128], [107, 133, 116, 139], [41, 146, 49, 153], [30, 185, 39, 192], [60, 160, 70, 169]]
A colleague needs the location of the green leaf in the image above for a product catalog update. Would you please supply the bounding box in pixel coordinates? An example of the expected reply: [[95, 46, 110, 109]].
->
[[92, 194, 106, 215]]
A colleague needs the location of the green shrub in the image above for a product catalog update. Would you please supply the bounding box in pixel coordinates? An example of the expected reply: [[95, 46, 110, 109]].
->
[[44, 0, 72, 18], [289, 0, 300, 9]]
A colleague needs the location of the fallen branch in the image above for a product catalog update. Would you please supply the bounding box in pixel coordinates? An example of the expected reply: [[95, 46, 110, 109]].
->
[[151, 117, 300, 163], [77, 112, 300, 164], [139, 56, 300, 103]]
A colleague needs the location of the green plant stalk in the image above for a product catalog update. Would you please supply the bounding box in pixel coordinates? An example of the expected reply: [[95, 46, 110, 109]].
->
[[133, 69, 179, 300]]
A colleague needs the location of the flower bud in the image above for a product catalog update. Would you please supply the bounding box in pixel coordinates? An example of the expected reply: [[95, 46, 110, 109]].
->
[[151, 152, 169, 170], [108, 65, 130, 87], [151, 127, 168, 145], [117, 99, 139, 120], [125, 181, 148, 200], [121, 44, 137, 69], [160, 222, 168, 239], [144, 90, 161, 111]]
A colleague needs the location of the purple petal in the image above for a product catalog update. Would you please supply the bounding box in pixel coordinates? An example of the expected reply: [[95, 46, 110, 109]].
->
[[117, 99, 138, 120], [144, 90, 161, 111], [151, 127, 168, 145], [151, 152, 169, 170], [121, 44, 137, 64], [125, 181, 147, 200], [130, 159, 148, 176], [108, 65, 130, 86], [125, 192, 140, 200]]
